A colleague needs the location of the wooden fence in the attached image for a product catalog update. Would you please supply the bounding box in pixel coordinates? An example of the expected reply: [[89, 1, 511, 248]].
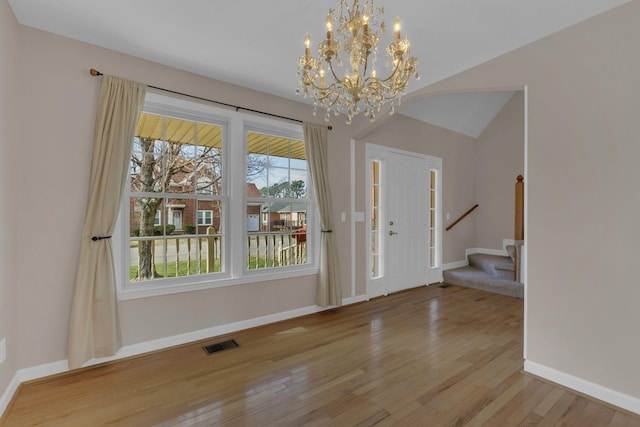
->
[[131, 228, 307, 279]]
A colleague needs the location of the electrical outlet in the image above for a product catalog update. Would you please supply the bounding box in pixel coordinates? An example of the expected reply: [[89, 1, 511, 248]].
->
[[0, 338, 6, 365]]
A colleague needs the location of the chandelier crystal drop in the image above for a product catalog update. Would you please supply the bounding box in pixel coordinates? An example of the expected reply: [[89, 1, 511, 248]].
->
[[297, 0, 419, 124]]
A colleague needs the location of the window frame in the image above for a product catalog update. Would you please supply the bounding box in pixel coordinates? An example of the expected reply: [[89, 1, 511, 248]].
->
[[243, 121, 317, 277], [115, 93, 319, 300], [197, 210, 214, 226]]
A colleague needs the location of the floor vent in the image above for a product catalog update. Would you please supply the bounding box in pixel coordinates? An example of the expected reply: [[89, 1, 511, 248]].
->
[[203, 339, 240, 355]]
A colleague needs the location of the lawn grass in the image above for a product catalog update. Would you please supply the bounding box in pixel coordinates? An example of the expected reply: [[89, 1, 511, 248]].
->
[[130, 256, 304, 281], [130, 259, 219, 280]]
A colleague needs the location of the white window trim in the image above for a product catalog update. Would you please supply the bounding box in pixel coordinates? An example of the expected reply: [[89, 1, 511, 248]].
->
[[114, 93, 319, 301], [197, 209, 214, 226]]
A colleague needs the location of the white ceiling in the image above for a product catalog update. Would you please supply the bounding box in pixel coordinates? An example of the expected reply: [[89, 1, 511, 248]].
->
[[402, 91, 516, 138], [8, 0, 630, 136]]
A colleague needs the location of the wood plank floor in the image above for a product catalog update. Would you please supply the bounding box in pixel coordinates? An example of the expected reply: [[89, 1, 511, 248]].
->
[[2, 285, 639, 426]]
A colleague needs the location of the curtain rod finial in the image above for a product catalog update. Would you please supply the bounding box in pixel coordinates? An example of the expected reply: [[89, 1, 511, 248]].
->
[[90, 68, 102, 77]]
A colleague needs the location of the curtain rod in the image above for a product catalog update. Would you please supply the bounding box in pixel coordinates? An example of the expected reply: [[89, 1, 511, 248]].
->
[[89, 68, 332, 130]]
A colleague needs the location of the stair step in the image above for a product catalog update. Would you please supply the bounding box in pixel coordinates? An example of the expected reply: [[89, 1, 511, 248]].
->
[[443, 266, 523, 299], [468, 253, 513, 279]]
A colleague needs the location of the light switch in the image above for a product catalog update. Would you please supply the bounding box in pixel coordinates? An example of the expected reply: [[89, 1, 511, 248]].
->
[[341, 212, 347, 222]]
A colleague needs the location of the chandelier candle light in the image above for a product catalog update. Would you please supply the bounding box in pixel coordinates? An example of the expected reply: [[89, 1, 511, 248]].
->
[[297, 0, 419, 124]]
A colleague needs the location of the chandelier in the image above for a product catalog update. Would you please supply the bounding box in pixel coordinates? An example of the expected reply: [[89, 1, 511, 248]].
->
[[297, 0, 419, 124]]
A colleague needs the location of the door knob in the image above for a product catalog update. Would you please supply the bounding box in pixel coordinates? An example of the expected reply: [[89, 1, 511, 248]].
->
[[389, 230, 398, 236]]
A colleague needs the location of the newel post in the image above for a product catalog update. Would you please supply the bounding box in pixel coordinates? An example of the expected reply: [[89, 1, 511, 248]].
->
[[515, 175, 524, 241]]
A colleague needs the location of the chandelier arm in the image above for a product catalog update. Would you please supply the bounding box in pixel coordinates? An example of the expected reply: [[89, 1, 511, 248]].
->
[[362, 50, 371, 80], [301, 75, 343, 107], [302, 71, 338, 94], [376, 59, 402, 84], [326, 59, 345, 85]]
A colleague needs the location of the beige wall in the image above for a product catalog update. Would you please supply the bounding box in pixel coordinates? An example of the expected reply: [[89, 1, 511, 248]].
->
[[7, 18, 480, 371], [0, 0, 19, 397], [475, 91, 525, 249], [3, 0, 638, 411], [424, 2, 640, 399], [12, 25, 357, 368]]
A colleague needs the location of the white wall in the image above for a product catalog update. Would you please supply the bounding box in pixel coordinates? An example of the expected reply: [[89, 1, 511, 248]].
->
[[423, 1, 640, 405]]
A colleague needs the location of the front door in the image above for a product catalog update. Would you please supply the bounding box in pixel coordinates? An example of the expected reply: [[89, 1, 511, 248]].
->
[[366, 145, 442, 299], [172, 210, 182, 230], [386, 151, 428, 293]]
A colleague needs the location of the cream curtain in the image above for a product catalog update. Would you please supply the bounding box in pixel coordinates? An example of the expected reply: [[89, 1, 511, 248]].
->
[[303, 122, 342, 307], [68, 76, 146, 369]]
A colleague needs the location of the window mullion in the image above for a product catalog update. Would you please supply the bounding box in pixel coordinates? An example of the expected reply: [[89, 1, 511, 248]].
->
[[228, 114, 245, 277]]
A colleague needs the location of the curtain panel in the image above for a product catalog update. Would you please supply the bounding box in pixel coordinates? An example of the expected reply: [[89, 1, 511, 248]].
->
[[303, 122, 342, 307], [68, 76, 146, 369]]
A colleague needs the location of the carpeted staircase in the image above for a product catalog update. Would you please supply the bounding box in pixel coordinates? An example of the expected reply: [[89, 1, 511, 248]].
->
[[443, 249, 524, 299]]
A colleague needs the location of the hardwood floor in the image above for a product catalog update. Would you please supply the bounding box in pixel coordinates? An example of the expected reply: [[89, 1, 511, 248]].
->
[[2, 285, 639, 426]]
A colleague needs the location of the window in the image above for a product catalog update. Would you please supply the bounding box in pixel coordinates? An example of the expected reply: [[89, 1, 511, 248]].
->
[[196, 177, 213, 195], [245, 130, 312, 270], [370, 160, 381, 278], [119, 93, 317, 298], [428, 169, 439, 268], [128, 112, 224, 283], [197, 210, 213, 226]]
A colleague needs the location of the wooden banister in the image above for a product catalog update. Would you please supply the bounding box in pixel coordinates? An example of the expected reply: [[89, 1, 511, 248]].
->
[[446, 204, 479, 231], [514, 175, 524, 281], [515, 175, 524, 241]]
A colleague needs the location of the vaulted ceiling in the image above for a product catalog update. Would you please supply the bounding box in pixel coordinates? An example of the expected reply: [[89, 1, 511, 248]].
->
[[8, 0, 630, 136]]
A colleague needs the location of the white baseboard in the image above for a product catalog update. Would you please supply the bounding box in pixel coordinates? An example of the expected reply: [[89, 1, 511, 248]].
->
[[442, 260, 468, 270], [343, 295, 368, 305], [524, 360, 640, 415], [450, 242, 515, 269], [0, 295, 368, 418], [466, 247, 509, 257], [502, 239, 515, 252], [0, 358, 71, 416], [0, 373, 20, 418]]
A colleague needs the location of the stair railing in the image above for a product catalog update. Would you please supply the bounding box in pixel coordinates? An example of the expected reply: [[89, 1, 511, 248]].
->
[[445, 204, 479, 231]]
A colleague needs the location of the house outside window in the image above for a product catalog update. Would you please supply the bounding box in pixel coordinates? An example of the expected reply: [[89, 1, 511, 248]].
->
[[119, 93, 318, 299]]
